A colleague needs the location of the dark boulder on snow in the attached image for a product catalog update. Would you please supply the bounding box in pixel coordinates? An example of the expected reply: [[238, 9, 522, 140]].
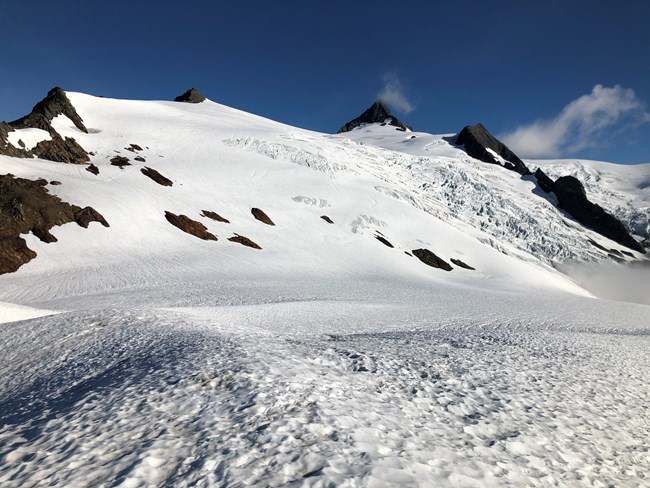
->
[[0, 173, 108, 274], [375, 235, 394, 248], [320, 215, 334, 224], [450, 258, 475, 270], [412, 248, 453, 271], [201, 210, 230, 223], [86, 163, 100, 175], [228, 234, 262, 249], [110, 156, 131, 168], [553, 176, 644, 253], [251, 207, 275, 226], [338, 101, 412, 134], [141, 167, 173, 187], [456, 124, 531, 176], [164, 211, 217, 241], [174, 88, 206, 103], [10, 87, 88, 134]]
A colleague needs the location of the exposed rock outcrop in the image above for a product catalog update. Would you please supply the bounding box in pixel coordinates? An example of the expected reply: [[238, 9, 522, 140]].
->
[[32, 134, 89, 164], [10, 87, 88, 133], [110, 156, 131, 168], [456, 123, 643, 253], [141, 167, 173, 186], [451, 258, 475, 270], [553, 176, 644, 253], [164, 211, 217, 241], [251, 208, 275, 226], [228, 234, 261, 249], [86, 164, 99, 175], [174, 88, 206, 103], [412, 248, 453, 271], [201, 210, 230, 223], [338, 101, 412, 134], [0, 173, 109, 274], [375, 235, 394, 248], [1, 87, 90, 163], [320, 215, 334, 224], [456, 124, 531, 175], [534, 168, 555, 193]]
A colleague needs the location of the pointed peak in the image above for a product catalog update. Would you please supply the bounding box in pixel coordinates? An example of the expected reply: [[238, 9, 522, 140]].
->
[[9, 86, 87, 134], [174, 88, 206, 103], [337, 100, 412, 134]]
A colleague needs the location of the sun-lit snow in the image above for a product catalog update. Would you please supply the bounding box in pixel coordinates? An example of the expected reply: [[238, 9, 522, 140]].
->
[[6, 127, 51, 150], [0, 92, 648, 487]]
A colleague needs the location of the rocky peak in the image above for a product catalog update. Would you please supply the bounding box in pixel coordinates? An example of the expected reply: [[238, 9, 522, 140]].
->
[[10, 86, 88, 134], [174, 88, 206, 103], [338, 100, 412, 134], [1, 87, 90, 163], [456, 123, 530, 176]]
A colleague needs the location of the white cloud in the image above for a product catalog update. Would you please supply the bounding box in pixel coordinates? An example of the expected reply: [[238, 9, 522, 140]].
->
[[501, 84, 650, 158], [378, 73, 414, 114]]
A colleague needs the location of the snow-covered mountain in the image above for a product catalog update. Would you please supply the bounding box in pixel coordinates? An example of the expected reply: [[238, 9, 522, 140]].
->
[[0, 89, 648, 487]]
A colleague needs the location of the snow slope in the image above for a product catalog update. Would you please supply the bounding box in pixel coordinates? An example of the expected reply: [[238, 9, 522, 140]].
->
[[0, 92, 648, 487]]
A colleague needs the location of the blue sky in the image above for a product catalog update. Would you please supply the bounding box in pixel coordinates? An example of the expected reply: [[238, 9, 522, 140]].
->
[[1, 0, 649, 163]]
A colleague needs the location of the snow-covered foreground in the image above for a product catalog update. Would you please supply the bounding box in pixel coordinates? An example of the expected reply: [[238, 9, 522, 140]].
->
[[1, 279, 649, 487]]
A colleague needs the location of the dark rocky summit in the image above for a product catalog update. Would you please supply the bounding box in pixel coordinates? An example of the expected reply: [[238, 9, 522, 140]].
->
[[0, 174, 109, 274], [552, 176, 644, 253], [10, 87, 88, 133], [228, 234, 262, 249], [201, 210, 230, 223], [164, 211, 217, 241], [251, 208, 275, 226], [141, 167, 173, 186], [456, 124, 531, 175], [412, 248, 453, 271], [0, 87, 90, 163], [338, 101, 412, 134], [174, 88, 206, 104]]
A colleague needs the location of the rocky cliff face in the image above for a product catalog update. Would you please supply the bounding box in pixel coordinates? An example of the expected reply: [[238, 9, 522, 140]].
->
[[456, 124, 531, 176], [456, 123, 643, 253], [552, 176, 644, 253], [338, 101, 412, 134]]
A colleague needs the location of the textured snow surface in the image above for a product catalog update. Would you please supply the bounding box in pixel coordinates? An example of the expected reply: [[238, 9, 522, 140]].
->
[[1, 92, 649, 486], [1, 283, 648, 487]]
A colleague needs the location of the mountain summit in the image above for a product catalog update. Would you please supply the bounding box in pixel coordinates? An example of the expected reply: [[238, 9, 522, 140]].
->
[[174, 88, 206, 103], [337, 100, 412, 133]]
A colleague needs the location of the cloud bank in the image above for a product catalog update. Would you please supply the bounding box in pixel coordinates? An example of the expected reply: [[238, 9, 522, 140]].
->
[[501, 84, 650, 158], [378, 73, 414, 114]]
